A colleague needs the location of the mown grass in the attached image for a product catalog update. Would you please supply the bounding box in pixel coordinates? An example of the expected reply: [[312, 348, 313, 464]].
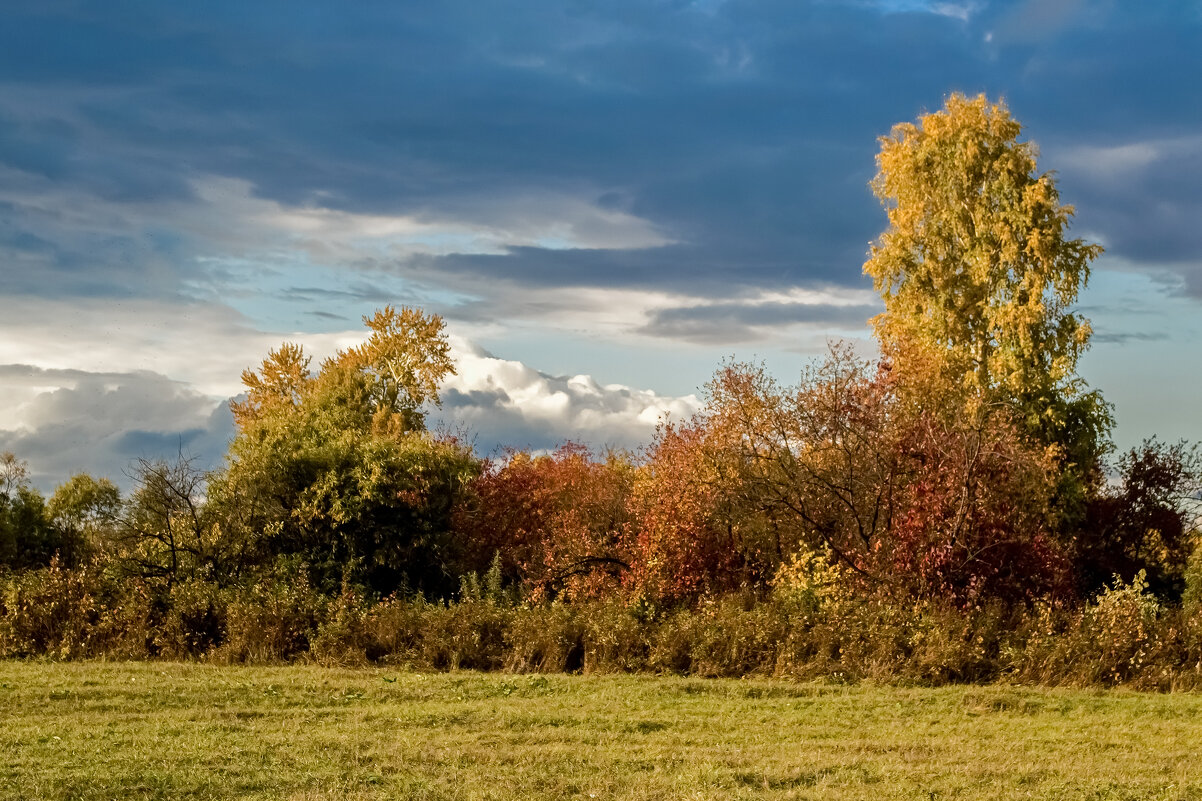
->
[[1, 662, 1200, 800]]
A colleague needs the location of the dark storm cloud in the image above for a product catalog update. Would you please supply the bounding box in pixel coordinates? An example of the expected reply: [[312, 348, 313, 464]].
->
[[0, 0, 969, 304], [0, 1, 1199, 306], [970, 2, 1202, 293], [1046, 135, 1202, 295]]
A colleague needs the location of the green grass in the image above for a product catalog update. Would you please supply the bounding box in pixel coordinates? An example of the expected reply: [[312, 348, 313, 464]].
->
[[1, 662, 1200, 800]]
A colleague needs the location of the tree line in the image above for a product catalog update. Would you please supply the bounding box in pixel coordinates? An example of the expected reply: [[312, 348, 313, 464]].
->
[[2, 95, 1200, 680]]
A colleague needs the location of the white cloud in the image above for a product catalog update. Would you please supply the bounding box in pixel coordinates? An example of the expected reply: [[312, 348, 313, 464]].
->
[[447, 283, 878, 346], [1055, 141, 1163, 180], [0, 296, 362, 398], [928, 2, 981, 22], [436, 336, 701, 454], [1050, 134, 1202, 189], [868, 0, 982, 21]]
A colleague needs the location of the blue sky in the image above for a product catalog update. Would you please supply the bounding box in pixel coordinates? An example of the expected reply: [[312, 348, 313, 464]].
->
[[1, 0, 1200, 488]]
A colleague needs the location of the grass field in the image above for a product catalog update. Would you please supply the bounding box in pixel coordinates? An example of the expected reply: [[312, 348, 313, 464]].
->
[[1, 662, 1200, 800]]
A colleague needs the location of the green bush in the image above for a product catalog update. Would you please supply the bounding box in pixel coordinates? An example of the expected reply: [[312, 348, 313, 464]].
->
[[902, 601, 1008, 684]]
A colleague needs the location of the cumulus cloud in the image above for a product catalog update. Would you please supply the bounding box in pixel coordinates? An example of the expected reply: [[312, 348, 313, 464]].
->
[[436, 338, 701, 455]]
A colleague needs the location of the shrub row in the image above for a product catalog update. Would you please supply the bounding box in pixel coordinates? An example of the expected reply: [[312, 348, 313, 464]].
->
[[3, 562, 1202, 690]]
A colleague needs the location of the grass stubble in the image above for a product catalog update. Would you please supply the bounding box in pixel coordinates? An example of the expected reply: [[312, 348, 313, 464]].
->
[[0, 661, 1199, 800]]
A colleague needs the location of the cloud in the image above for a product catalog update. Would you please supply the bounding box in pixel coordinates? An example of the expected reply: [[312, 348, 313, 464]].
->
[[0, 365, 233, 491], [0, 0, 1200, 463], [1048, 135, 1202, 293], [435, 337, 701, 455], [1055, 141, 1163, 179], [1090, 331, 1170, 345], [0, 1, 1196, 316], [0, 297, 301, 398], [989, 0, 1089, 44], [868, 1, 983, 22], [639, 299, 880, 344], [0, 0, 967, 318]]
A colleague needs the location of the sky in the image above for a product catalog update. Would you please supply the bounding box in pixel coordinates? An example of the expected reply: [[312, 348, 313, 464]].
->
[[1, 0, 1200, 491]]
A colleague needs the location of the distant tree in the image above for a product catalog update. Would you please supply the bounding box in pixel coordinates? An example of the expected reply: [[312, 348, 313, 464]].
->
[[0, 452, 27, 497], [113, 455, 212, 586], [0, 452, 83, 570], [1076, 440, 1202, 600], [863, 93, 1111, 517], [47, 474, 121, 556]]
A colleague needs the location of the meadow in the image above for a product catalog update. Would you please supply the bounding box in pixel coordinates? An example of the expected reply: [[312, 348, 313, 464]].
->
[[2, 662, 1200, 800]]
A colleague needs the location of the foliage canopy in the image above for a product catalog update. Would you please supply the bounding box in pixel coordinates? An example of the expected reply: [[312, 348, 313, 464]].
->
[[219, 306, 474, 596], [864, 93, 1110, 463]]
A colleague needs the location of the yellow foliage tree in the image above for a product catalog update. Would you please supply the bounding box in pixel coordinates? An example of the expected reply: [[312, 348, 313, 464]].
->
[[343, 305, 456, 432], [230, 342, 311, 430], [863, 93, 1111, 489]]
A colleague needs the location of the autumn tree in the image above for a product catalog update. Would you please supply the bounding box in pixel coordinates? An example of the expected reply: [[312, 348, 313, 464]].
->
[[344, 306, 455, 432], [863, 93, 1111, 502], [698, 349, 1070, 604], [454, 444, 635, 601], [230, 342, 311, 430], [703, 351, 906, 583], [626, 420, 767, 604], [885, 405, 1070, 602], [216, 306, 477, 596]]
